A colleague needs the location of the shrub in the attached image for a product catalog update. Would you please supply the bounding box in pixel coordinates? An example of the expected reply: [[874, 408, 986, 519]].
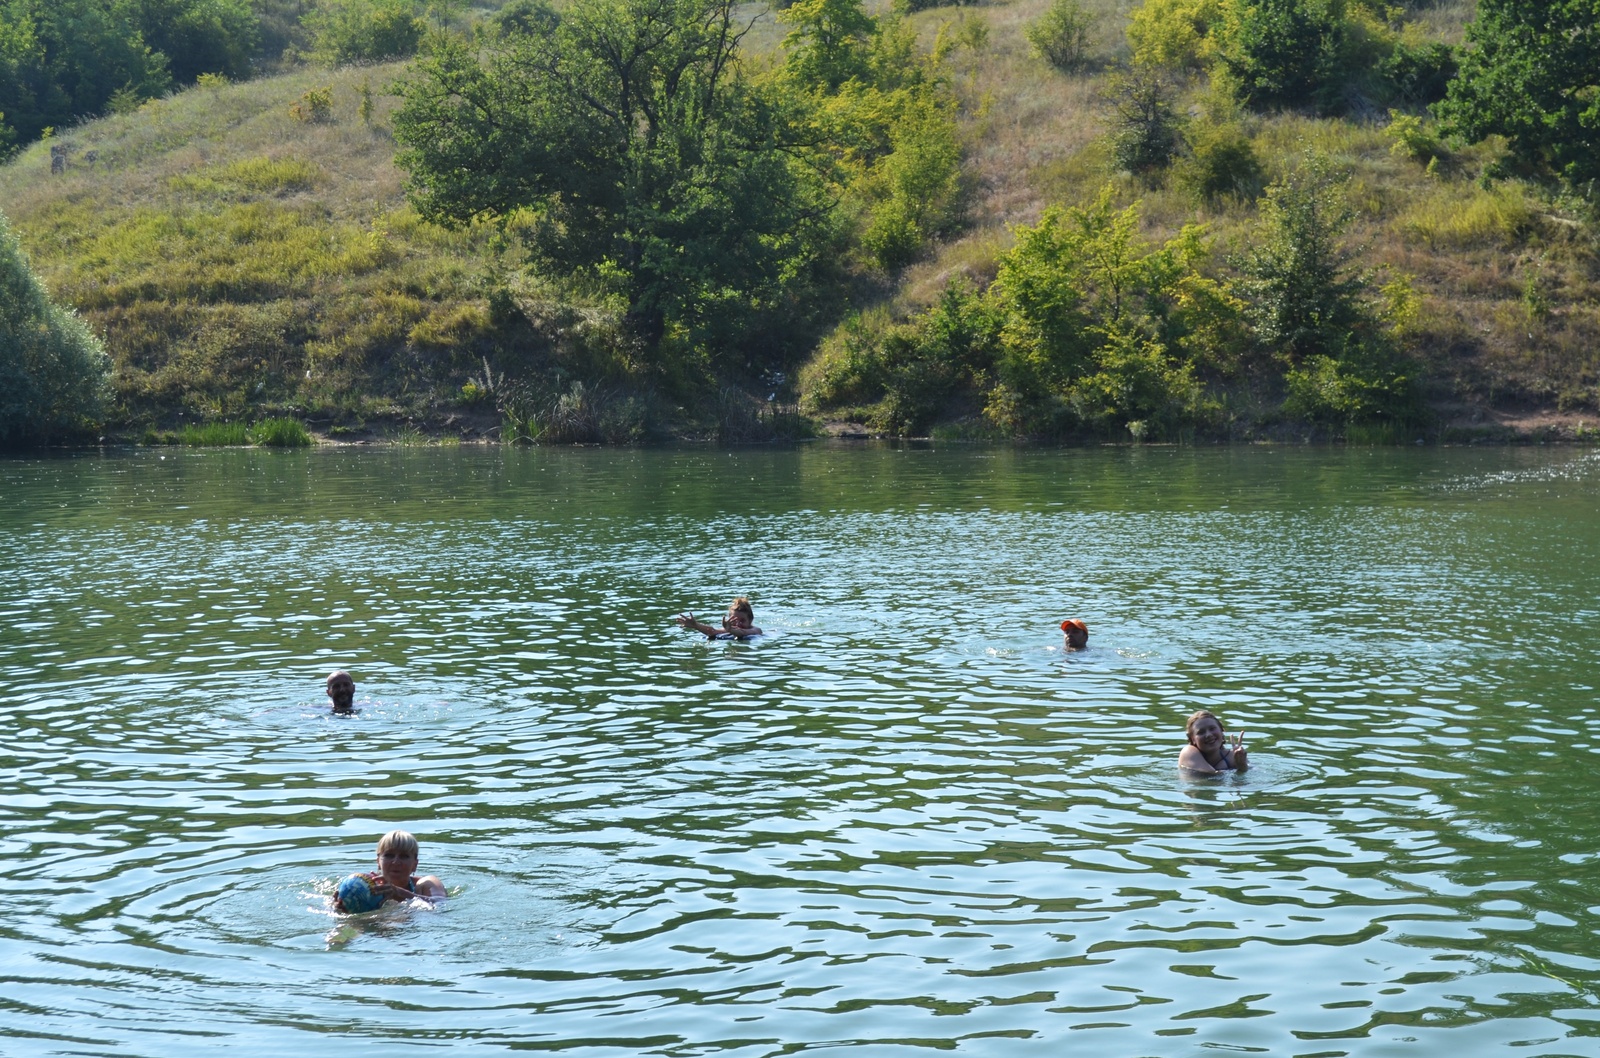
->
[[1027, 0, 1093, 73], [860, 95, 964, 271], [1384, 110, 1443, 166], [1218, 0, 1347, 114], [1174, 119, 1264, 202], [0, 210, 111, 445], [1281, 342, 1422, 426], [1105, 69, 1184, 177], [304, 0, 426, 64], [1235, 156, 1364, 363], [1378, 37, 1455, 109], [1126, 0, 1226, 71], [289, 85, 335, 124], [985, 186, 1235, 438]]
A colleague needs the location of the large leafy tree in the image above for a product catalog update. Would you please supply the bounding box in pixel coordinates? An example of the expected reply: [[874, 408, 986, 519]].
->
[[392, 0, 831, 352], [0, 210, 111, 445], [1436, 0, 1600, 191]]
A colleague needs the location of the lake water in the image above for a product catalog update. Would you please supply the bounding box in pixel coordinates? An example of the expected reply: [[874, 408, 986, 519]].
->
[[3, 443, 1600, 1056]]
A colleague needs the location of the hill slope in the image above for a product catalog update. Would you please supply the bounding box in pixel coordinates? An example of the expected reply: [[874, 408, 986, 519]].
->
[[2, 0, 1598, 442]]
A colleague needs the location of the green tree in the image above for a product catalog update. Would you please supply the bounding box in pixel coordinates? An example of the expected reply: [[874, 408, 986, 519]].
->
[[303, 0, 425, 63], [1219, 0, 1346, 113], [1436, 0, 1600, 191], [1235, 158, 1363, 362], [986, 185, 1231, 436], [0, 210, 111, 445], [393, 0, 831, 352], [779, 4, 965, 272], [1026, 0, 1092, 73], [1105, 67, 1183, 177], [1237, 159, 1420, 423], [779, 0, 873, 91], [0, 0, 256, 146]]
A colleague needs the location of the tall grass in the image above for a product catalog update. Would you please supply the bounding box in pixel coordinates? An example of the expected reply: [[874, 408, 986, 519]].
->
[[250, 417, 313, 446], [181, 422, 250, 445]]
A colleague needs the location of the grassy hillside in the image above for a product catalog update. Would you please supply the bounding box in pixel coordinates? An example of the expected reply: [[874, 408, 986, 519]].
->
[[3, 0, 1598, 442], [0, 64, 530, 440]]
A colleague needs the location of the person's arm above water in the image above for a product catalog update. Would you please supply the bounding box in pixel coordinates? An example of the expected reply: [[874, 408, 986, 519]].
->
[[676, 612, 721, 637]]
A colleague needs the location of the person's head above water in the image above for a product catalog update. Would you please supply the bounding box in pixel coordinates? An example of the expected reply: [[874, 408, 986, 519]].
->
[[376, 829, 419, 870], [726, 597, 755, 630], [1185, 709, 1222, 746], [373, 829, 445, 900], [1180, 709, 1247, 773], [326, 670, 355, 713], [1060, 619, 1088, 651]]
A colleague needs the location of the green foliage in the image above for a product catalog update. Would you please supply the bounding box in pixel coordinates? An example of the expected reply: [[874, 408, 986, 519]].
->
[[1218, 0, 1347, 113], [781, 3, 965, 273], [303, 0, 425, 63], [0, 210, 111, 444], [249, 416, 312, 445], [1435, 0, 1600, 192], [180, 421, 250, 444], [1377, 36, 1454, 109], [1174, 117, 1264, 202], [859, 90, 963, 270], [1240, 158, 1422, 424], [985, 186, 1231, 436], [1235, 156, 1363, 362], [1384, 110, 1442, 165], [0, 0, 256, 146], [779, 0, 874, 91], [395, 0, 833, 357], [1026, 0, 1093, 72], [1281, 341, 1420, 426], [1126, 0, 1226, 70], [486, 0, 559, 38], [289, 83, 334, 122], [1105, 68, 1183, 177]]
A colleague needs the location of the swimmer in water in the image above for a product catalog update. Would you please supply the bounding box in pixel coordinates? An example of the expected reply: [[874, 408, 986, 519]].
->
[[677, 596, 762, 639], [1179, 709, 1248, 773], [1060, 619, 1088, 651], [326, 670, 356, 714], [333, 829, 446, 911]]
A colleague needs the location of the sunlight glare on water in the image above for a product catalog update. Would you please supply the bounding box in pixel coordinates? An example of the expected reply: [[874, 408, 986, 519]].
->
[[3, 444, 1600, 1056]]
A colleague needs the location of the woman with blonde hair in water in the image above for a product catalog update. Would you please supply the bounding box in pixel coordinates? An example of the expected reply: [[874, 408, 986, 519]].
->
[[1179, 710, 1247, 773]]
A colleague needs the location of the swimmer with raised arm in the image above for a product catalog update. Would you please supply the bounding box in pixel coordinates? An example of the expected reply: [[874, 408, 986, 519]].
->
[[1179, 709, 1248, 773], [677, 597, 762, 639], [1061, 620, 1089, 651], [333, 829, 446, 912]]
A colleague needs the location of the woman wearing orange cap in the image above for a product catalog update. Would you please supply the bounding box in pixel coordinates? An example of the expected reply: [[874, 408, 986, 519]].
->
[[1179, 710, 1247, 773], [1060, 619, 1088, 651]]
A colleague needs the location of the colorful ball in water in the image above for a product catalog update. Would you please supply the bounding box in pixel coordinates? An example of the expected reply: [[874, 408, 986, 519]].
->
[[336, 874, 383, 914]]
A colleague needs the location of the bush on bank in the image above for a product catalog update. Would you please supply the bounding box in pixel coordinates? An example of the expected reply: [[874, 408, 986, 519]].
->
[[0, 209, 111, 445]]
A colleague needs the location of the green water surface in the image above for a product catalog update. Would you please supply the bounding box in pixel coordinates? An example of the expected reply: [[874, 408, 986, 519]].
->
[[2, 444, 1598, 1056]]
